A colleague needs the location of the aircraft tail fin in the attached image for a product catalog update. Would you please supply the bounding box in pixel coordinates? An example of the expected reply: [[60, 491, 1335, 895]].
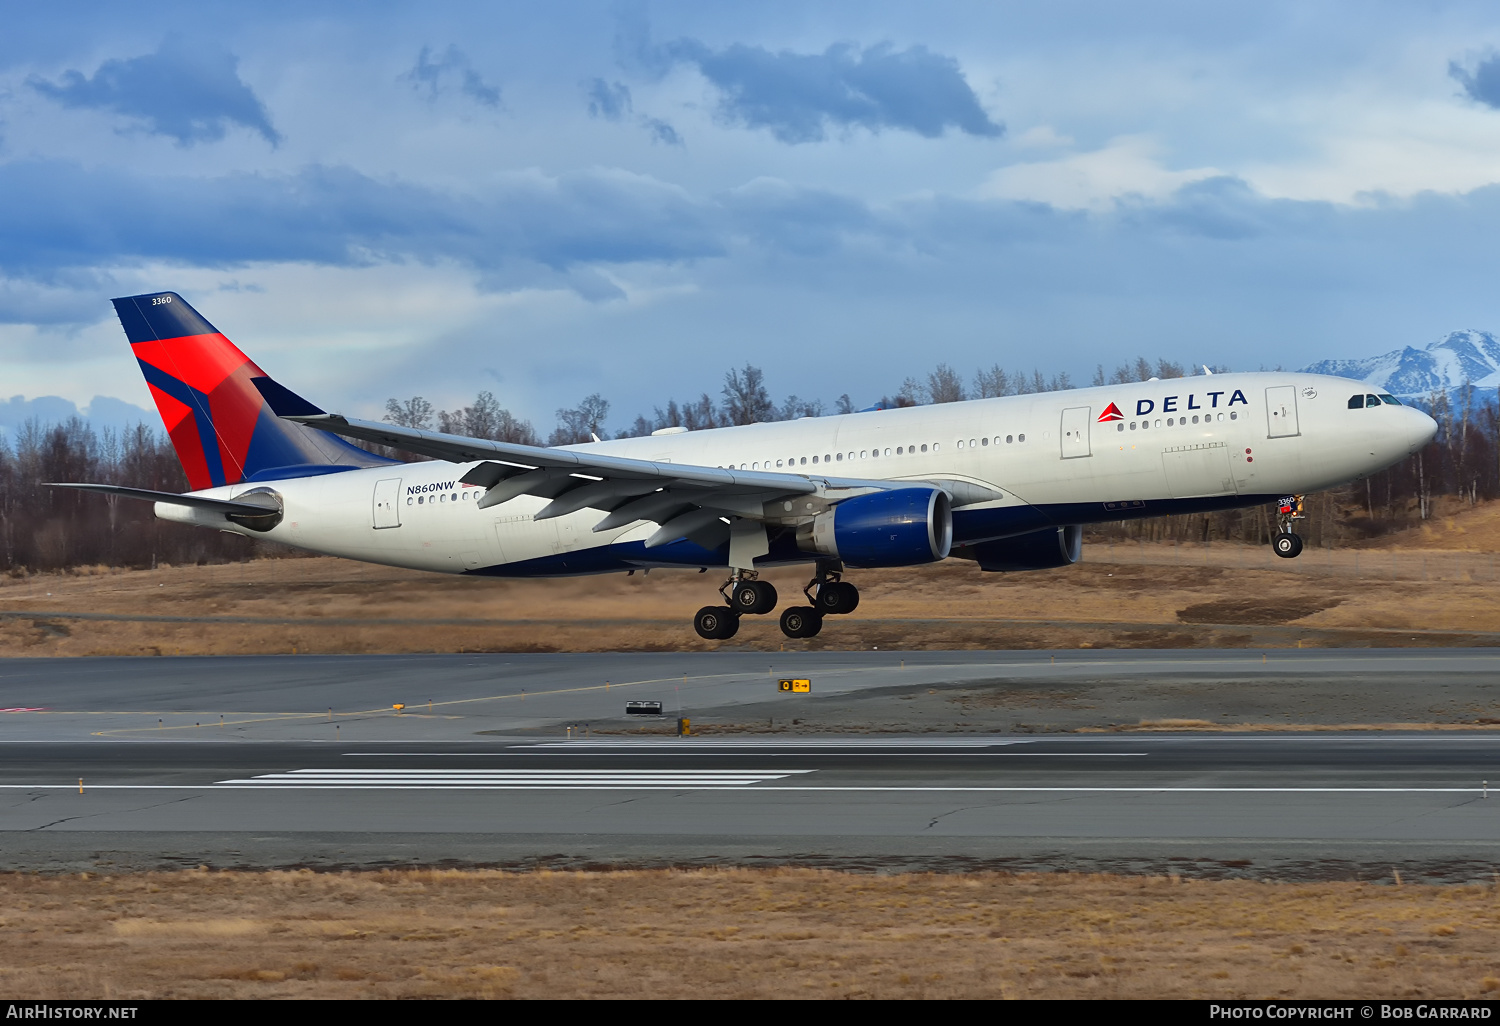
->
[[112, 292, 394, 489]]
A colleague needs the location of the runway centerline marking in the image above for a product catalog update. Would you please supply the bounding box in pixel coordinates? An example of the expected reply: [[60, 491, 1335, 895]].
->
[[213, 768, 815, 788]]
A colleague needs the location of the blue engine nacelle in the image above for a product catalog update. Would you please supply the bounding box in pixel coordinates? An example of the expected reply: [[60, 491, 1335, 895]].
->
[[796, 488, 952, 567], [953, 525, 1082, 572]]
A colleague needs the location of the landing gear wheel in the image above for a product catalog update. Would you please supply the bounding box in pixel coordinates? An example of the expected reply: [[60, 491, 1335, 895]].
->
[[694, 605, 741, 640], [814, 581, 859, 615], [779, 606, 823, 639], [730, 580, 778, 615], [1273, 533, 1304, 559]]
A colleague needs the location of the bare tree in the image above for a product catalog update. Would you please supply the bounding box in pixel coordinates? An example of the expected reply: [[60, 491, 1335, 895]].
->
[[437, 391, 538, 445], [927, 363, 966, 404], [683, 393, 720, 431], [779, 395, 824, 420], [973, 365, 1012, 398], [722, 365, 774, 425], [549, 393, 611, 446], [384, 396, 434, 429], [894, 377, 923, 406]]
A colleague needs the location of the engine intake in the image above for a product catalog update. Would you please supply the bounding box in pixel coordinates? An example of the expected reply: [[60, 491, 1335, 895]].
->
[[797, 488, 952, 568], [954, 525, 1082, 572]]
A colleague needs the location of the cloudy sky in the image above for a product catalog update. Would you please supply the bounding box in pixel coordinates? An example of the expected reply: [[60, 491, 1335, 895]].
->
[[4, 1, 1500, 433]]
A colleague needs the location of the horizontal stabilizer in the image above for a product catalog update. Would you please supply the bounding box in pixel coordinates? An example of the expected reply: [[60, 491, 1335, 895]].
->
[[46, 483, 280, 516], [251, 377, 326, 418]]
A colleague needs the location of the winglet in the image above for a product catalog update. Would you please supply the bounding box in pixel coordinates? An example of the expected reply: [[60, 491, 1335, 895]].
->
[[251, 376, 327, 418]]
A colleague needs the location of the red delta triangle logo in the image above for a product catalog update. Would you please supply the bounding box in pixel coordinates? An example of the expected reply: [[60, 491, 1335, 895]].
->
[[1097, 402, 1124, 422]]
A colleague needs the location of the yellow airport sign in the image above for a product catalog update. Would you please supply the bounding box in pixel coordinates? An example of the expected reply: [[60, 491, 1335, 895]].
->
[[778, 679, 811, 693]]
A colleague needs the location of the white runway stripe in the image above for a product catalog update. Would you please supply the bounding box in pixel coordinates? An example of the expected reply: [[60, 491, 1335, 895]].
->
[[522, 738, 1026, 748], [215, 768, 813, 788]]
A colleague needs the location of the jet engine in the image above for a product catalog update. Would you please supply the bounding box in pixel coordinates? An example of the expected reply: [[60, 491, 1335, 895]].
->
[[955, 524, 1082, 572], [796, 488, 952, 567]]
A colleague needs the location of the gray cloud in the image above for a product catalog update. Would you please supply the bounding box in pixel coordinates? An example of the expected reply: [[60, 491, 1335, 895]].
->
[[1450, 54, 1500, 109], [586, 78, 632, 121], [643, 116, 682, 146], [654, 38, 1002, 144], [0, 160, 721, 284], [585, 77, 682, 145], [27, 37, 280, 146], [406, 45, 502, 108]]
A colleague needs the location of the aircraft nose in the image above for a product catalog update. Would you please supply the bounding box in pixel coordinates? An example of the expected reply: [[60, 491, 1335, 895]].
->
[[1405, 407, 1437, 454]]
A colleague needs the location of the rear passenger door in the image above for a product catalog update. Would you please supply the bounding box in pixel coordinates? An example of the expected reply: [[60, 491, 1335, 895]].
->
[[372, 478, 402, 529]]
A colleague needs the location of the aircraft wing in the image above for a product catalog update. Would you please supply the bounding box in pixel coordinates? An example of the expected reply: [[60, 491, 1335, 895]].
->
[[255, 380, 858, 547], [254, 380, 992, 549]]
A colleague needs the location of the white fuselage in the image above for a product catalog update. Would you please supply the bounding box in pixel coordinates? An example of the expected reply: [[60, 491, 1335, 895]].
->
[[157, 373, 1435, 575]]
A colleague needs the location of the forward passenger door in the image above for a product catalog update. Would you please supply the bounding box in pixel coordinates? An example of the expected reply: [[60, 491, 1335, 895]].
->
[[1266, 386, 1300, 438], [1060, 407, 1092, 459]]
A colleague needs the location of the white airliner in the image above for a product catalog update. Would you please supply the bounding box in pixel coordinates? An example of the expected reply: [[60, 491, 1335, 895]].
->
[[55, 292, 1437, 640]]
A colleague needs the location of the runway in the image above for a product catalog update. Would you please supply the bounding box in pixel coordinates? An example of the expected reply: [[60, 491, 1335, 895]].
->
[[2, 650, 1500, 879]]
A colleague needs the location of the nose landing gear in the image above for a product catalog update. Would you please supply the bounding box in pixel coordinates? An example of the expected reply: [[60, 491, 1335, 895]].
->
[[1273, 494, 1306, 559]]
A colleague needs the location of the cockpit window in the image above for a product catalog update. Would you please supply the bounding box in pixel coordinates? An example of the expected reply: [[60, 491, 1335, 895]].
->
[[1366, 394, 1382, 408], [1379, 394, 1401, 406], [1348, 395, 1364, 409]]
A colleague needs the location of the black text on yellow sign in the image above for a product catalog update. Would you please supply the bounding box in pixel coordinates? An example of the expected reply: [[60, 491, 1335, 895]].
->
[[778, 679, 811, 693]]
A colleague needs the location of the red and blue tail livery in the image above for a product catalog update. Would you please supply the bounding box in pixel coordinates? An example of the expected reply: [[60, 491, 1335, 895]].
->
[[112, 292, 391, 489]]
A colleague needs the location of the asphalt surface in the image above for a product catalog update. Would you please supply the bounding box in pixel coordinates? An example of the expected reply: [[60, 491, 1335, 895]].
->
[[2, 651, 1500, 880]]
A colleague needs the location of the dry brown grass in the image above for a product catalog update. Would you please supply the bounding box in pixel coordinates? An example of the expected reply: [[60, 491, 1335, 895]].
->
[[1, 868, 1497, 999], [6, 509, 1500, 655]]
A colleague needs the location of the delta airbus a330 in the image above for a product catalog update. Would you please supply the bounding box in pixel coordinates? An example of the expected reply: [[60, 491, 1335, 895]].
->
[[55, 292, 1437, 640]]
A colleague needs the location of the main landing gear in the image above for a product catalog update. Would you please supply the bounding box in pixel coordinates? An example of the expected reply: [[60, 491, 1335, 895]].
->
[[691, 563, 861, 640], [1273, 494, 1306, 559], [693, 571, 778, 640], [777, 563, 860, 640]]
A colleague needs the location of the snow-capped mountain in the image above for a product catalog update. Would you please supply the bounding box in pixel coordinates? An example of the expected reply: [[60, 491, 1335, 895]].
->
[[1302, 330, 1500, 401]]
